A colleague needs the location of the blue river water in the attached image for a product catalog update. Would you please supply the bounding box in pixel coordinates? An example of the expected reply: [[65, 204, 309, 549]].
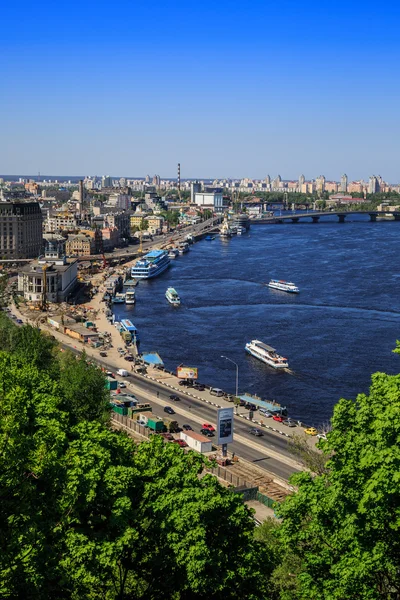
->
[[113, 215, 400, 426]]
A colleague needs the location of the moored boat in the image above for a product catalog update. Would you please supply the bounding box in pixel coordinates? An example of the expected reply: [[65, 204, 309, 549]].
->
[[131, 249, 170, 280], [268, 279, 299, 293], [112, 292, 126, 304], [178, 242, 189, 254], [125, 289, 136, 304], [245, 340, 289, 369]]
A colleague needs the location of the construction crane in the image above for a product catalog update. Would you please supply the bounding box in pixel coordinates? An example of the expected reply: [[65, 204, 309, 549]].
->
[[40, 264, 49, 311]]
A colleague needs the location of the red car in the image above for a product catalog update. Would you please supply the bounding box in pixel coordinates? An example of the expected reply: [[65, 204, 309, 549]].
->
[[202, 423, 215, 432], [273, 415, 284, 423], [173, 439, 188, 448], [162, 432, 174, 441]]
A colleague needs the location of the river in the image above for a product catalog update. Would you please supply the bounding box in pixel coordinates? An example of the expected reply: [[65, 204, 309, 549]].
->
[[112, 215, 400, 426]]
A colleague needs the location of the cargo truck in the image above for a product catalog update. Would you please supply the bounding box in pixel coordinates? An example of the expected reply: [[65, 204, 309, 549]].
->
[[163, 417, 179, 433], [136, 412, 164, 432], [105, 377, 118, 391]]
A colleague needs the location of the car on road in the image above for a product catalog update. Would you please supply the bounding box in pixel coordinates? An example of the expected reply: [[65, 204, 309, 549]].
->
[[106, 371, 115, 378], [169, 394, 181, 402], [173, 439, 188, 448], [317, 433, 327, 440], [164, 406, 175, 415], [245, 402, 257, 411], [200, 428, 215, 437], [118, 382, 127, 389], [249, 428, 264, 437], [202, 423, 215, 432], [238, 399, 246, 407], [10, 314, 17, 319], [179, 380, 192, 387], [182, 424, 193, 431], [100, 351, 107, 357], [161, 432, 174, 441], [283, 419, 296, 427], [124, 356, 134, 362], [272, 415, 284, 423], [304, 427, 318, 436], [16, 319, 23, 324]]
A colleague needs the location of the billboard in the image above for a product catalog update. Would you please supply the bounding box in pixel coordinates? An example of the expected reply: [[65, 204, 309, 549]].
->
[[217, 407, 234, 445], [177, 366, 198, 380]]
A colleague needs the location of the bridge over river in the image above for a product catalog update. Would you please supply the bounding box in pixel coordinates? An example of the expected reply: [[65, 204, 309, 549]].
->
[[251, 211, 400, 224]]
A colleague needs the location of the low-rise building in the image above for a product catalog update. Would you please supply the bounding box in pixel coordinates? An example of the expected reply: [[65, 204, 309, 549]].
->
[[66, 234, 96, 256], [194, 191, 224, 213], [17, 235, 78, 304], [46, 212, 78, 232], [102, 226, 120, 249]]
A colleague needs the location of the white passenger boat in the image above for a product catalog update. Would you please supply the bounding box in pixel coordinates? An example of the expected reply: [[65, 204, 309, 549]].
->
[[236, 226, 246, 235], [131, 249, 170, 280], [168, 249, 178, 259], [165, 287, 181, 306], [219, 215, 232, 238], [245, 340, 289, 369], [268, 279, 299, 293], [125, 289, 136, 304]]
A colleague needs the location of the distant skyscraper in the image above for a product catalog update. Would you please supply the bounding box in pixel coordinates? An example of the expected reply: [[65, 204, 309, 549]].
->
[[265, 174, 271, 185], [101, 175, 112, 188], [272, 175, 281, 189], [145, 175, 150, 184], [340, 174, 348, 193], [316, 175, 326, 193], [119, 177, 127, 188], [368, 176, 379, 194], [298, 174, 305, 187], [152, 174, 161, 187]]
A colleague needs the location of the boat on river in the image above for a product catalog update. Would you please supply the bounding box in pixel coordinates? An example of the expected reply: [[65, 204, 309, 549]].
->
[[165, 287, 181, 306], [131, 249, 170, 280], [112, 293, 126, 304], [268, 279, 299, 293], [245, 340, 289, 369], [125, 289, 136, 304]]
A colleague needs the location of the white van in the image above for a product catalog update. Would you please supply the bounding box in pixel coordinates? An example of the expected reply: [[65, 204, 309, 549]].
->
[[210, 388, 224, 397], [117, 368, 129, 377]]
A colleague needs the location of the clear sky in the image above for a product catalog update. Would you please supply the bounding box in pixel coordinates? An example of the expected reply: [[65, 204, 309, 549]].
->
[[1, 0, 400, 181]]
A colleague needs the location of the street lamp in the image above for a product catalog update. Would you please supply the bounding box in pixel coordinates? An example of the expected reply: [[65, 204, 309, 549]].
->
[[221, 355, 239, 398]]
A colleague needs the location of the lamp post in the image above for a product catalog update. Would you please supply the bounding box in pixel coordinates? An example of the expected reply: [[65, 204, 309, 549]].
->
[[221, 355, 239, 398]]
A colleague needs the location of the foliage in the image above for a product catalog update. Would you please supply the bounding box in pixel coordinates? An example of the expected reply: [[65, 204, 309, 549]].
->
[[0, 325, 268, 599], [288, 433, 330, 475], [160, 209, 180, 226], [58, 349, 110, 426], [277, 370, 400, 599]]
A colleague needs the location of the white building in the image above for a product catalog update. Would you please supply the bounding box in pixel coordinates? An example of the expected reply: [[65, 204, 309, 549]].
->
[[107, 194, 131, 211], [179, 431, 213, 453], [194, 191, 223, 212], [17, 235, 78, 304]]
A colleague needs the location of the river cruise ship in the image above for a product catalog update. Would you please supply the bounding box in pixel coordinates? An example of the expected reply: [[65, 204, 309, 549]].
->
[[245, 340, 289, 369], [125, 289, 136, 304], [165, 287, 181, 306], [131, 249, 170, 280], [268, 279, 299, 293]]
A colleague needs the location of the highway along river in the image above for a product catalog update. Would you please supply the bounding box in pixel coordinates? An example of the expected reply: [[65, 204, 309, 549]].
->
[[113, 214, 400, 427]]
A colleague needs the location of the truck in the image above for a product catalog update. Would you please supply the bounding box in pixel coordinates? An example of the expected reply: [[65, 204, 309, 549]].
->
[[163, 417, 179, 433], [136, 412, 164, 432], [117, 368, 129, 377], [105, 377, 118, 391], [128, 403, 152, 418]]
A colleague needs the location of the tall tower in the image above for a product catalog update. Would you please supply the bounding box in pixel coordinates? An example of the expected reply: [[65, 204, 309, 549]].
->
[[299, 174, 305, 188], [177, 163, 181, 192], [340, 174, 348, 193], [78, 179, 84, 214]]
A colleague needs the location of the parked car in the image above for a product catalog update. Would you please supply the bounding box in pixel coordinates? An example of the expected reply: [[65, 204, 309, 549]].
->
[[193, 383, 205, 391], [304, 427, 318, 436], [273, 415, 284, 423], [182, 424, 193, 431], [118, 382, 127, 389], [100, 351, 107, 357], [179, 380, 192, 387], [169, 394, 181, 402], [259, 409, 273, 417], [162, 432, 174, 441], [202, 423, 215, 432], [283, 419, 296, 427], [239, 399, 246, 407], [200, 428, 215, 437], [317, 433, 327, 440], [249, 428, 263, 437], [124, 356, 134, 362], [173, 439, 188, 448], [16, 319, 23, 324], [164, 406, 175, 415], [245, 403, 257, 411], [106, 371, 115, 378]]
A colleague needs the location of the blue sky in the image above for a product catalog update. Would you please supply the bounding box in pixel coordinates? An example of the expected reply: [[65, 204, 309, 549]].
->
[[1, 0, 400, 180]]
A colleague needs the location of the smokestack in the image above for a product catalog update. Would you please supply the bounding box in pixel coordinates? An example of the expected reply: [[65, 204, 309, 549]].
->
[[79, 180, 84, 205], [177, 163, 181, 192]]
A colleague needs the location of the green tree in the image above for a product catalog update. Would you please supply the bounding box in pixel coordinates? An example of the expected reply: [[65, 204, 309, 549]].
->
[[58, 349, 110, 426], [277, 369, 400, 599]]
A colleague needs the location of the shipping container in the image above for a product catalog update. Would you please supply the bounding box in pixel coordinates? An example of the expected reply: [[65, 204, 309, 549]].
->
[[106, 377, 118, 390], [111, 405, 128, 416]]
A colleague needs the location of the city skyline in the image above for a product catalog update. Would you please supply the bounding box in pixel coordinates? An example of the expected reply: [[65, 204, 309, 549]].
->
[[1, 0, 400, 179]]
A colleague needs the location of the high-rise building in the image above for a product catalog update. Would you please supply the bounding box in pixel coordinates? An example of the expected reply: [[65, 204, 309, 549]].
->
[[265, 174, 271, 185], [190, 181, 201, 203], [298, 174, 305, 187], [101, 175, 113, 188], [368, 176, 379, 194], [316, 175, 326, 193], [0, 201, 43, 258], [340, 174, 348, 193]]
